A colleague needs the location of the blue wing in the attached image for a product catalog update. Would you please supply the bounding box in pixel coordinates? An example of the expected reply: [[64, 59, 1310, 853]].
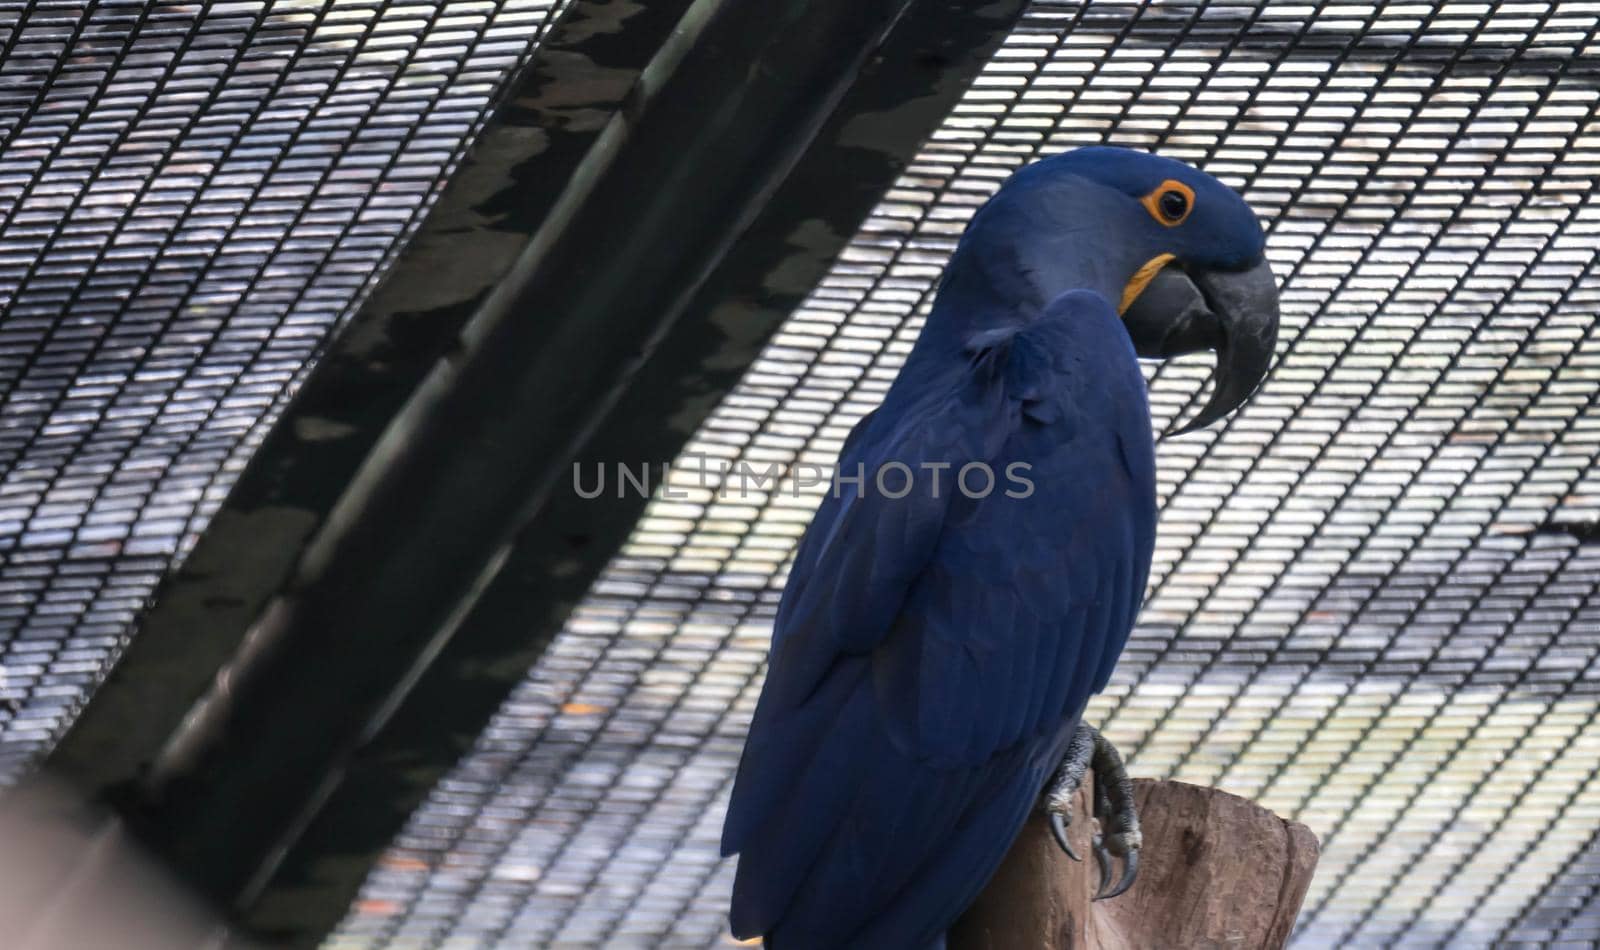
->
[[722, 291, 1157, 947]]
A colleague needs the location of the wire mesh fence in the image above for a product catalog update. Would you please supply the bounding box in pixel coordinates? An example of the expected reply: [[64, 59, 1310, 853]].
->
[[6, 0, 1600, 947], [0, 0, 565, 778], [329, 0, 1600, 946]]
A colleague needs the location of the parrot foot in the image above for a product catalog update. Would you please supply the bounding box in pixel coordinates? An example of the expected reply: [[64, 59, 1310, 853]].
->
[[1039, 723, 1142, 901]]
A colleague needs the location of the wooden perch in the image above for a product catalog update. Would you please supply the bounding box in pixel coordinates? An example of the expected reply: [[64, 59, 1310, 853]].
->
[[951, 778, 1319, 950]]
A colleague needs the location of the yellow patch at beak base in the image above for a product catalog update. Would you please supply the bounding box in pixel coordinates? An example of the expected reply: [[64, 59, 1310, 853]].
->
[[1119, 253, 1176, 315]]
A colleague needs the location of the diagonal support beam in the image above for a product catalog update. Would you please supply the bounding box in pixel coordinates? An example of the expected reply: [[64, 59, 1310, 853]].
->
[[43, 0, 1028, 942]]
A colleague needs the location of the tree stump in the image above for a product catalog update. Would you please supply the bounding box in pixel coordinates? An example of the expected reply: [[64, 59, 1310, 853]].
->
[[951, 778, 1319, 950]]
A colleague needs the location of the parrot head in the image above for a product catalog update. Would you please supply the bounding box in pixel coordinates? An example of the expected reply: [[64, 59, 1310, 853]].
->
[[958, 146, 1281, 433], [1058, 147, 1279, 433]]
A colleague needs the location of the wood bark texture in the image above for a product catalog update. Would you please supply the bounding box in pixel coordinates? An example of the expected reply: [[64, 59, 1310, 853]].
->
[[951, 778, 1320, 950]]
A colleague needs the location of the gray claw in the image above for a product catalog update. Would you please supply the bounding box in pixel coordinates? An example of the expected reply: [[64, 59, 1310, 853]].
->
[[1050, 811, 1080, 861], [1041, 723, 1096, 861], [1096, 850, 1138, 901], [1092, 834, 1114, 899], [1088, 727, 1141, 902], [1042, 722, 1143, 894]]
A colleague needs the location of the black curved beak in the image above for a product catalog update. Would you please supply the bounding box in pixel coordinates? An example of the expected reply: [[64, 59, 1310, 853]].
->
[[1120, 258, 1279, 435]]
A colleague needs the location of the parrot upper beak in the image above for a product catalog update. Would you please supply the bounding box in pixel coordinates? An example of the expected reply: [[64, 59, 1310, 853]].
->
[[1119, 257, 1279, 435]]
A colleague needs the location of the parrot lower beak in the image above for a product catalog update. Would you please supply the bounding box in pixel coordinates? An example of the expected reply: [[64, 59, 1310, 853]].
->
[[1119, 258, 1279, 435]]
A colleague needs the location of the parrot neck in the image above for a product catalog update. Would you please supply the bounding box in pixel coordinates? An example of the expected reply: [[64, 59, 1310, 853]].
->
[[937, 234, 1144, 318], [924, 178, 1154, 352], [888, 177, 1159, 396], [914, 219, 1150, 366]]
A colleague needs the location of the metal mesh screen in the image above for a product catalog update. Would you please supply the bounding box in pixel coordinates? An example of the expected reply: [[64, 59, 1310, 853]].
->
[[0, 0, 565, 778], [329, 0, 1600, 946]]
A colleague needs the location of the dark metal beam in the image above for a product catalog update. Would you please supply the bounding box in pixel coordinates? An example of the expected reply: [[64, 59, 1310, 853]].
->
[[42, 0, 1028, 943], [45, 0, 695, 789]]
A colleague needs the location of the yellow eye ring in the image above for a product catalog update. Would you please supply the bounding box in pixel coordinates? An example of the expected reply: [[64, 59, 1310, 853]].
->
[[1141, 179, 1195, 227]]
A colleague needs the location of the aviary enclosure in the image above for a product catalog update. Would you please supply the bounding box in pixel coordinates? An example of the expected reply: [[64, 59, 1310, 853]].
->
[[1, 0, 1598, 946]]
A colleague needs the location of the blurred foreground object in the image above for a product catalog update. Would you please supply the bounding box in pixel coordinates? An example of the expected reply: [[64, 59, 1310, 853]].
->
[[953, 779, 1319, 950], [0, 778, 236, 950]]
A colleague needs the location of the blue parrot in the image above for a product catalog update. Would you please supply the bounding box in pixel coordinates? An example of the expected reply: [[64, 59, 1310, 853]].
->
[[721, 146, 1280, 948]]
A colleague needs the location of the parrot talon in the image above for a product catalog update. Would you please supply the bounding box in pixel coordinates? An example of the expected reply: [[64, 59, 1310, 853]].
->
[[1096, 850, 1138, 901], [1049, 812, 1080, 861], [1039, 722, 1097, 859], [1040, 723, 1142, 898], [1088, 726, 1142, 902], [1091, 834, 1114, 899]]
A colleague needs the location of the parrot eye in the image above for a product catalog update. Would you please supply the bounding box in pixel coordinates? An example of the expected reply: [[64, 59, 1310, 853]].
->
[[1141, 179, 1195, 227]]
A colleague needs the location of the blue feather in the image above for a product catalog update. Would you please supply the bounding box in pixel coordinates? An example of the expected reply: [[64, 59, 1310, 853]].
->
[[723, 289, 1156, 947]]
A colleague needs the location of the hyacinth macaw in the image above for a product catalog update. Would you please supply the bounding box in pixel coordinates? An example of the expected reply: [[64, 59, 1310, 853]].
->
[[721, 146, 1280, 948]]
